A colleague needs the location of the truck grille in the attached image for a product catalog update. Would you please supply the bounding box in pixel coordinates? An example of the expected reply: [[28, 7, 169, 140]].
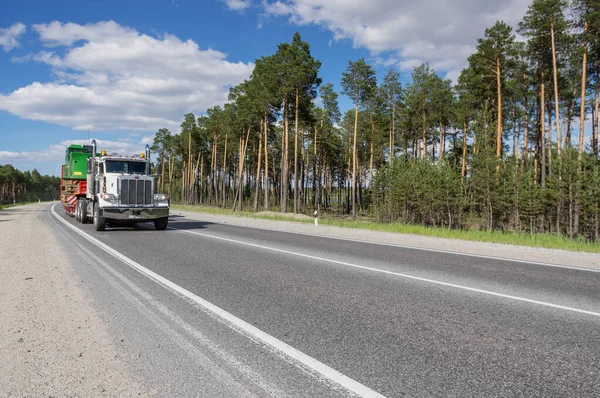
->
[[120, 179, 152, 205]]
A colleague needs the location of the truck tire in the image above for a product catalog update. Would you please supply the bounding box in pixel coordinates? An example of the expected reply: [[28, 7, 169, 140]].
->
[[80, 200, 89, 224], [75, 200, 81, 222], [154, 217, 168, 230], [94, 204, 106, 231]]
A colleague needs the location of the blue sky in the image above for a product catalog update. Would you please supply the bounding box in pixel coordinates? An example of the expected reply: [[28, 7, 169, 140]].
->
[[0, 0, 531, 176]]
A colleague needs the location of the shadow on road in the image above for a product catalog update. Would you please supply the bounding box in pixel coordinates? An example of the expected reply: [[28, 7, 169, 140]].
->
[[95, 219, 214, 232], [166, 220, 214, 231]]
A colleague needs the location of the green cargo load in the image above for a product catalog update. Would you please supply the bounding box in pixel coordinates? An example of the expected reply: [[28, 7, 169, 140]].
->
[[63, 144, 94, 180]]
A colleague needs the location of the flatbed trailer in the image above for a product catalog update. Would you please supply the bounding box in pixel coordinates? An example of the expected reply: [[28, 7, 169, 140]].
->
[[60, 145, 93, 217]]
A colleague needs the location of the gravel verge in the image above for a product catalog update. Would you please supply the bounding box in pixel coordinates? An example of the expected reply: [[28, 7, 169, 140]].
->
[[0, 203, 146, 397], [171, 209, 600, 271]]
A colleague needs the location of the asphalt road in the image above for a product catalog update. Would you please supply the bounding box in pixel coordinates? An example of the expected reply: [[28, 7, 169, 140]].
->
[[47, 203, 600, 397]]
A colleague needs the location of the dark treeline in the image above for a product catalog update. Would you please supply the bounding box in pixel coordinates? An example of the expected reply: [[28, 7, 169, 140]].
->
[[151, 0, 600, 241], [0, 165, 61, 205]]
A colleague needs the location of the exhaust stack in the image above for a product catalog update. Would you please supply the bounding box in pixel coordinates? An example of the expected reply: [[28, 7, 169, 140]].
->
[[91, 139, 97, 197]]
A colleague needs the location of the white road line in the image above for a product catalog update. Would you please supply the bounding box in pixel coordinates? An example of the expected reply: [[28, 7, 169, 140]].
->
[[264, 229, 600, 273], [49, 205, 385, 398], [171, 226, 600, 318], [179, 214, 600, 273]]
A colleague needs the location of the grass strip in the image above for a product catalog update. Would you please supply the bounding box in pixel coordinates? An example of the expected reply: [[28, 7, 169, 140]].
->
[[171, 204, 600, 253]]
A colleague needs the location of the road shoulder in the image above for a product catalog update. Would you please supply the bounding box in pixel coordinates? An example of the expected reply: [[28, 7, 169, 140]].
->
[[0, 203, 146, 397]]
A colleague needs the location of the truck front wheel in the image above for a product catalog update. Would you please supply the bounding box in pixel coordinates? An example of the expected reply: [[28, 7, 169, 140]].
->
[[80, 200, 89, 224], [94, 204, 106, 231], [154, 217, 168, 230]]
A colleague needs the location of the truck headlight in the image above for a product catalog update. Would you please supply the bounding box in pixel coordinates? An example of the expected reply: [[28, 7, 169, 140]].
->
[[154, 194, 169, 201], [99, 193, 117, 201]]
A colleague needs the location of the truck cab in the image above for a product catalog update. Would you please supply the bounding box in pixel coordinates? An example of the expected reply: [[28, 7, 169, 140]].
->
[[77, 140, 169, 231]]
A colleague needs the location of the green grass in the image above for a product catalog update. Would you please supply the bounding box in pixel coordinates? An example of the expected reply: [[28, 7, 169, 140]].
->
[[171, 204, 600, 253], [172, 204, 314, 222], [0, 201, 37, 210]]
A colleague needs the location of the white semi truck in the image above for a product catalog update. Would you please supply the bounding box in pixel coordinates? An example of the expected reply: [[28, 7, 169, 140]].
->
[[74, 139, 170, 231]]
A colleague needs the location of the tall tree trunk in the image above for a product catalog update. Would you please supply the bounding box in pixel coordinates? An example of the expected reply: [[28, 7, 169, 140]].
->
[[301, 130, 306, 206], [181, 164, 186, 203], [413, 138, 418, 159], [402, 128, 407, 159], [513, 104, 519, 167], [168, 155, 174, 204], [439, 120, 445, 162], [566, 84, 577, 148], [534, 93, 540, 183], [233, 127, 251, 212], [594, 79, 599, 158], [431, 131, 436, 163], [569, 167, 574, 238], [370, 112, 375, 187], [294, 86, 299, 214], [522, 81, 530, 172], [541, 79, 546, 188], [193, 151, 201, 204], [317, 104, 324, 210], [280, 105, 285, 209], [422, 110, 427, 160], [551, 22, 562, 157], [547, 102, 553, 176], [352, 95, 358, 218], [390, 84, 396, 163], [160, 149, 165, 194], [281, 97, 289, 213], [496, 54, 502, 168], [272, 145, 277, 208], [208, 140, 214, 205], [199, 151, 204, 204], [512, 107, 521, 231], [222, 130, 228, 208], [347, 134, 352, 214], [461, 120, 468, 182], [595, 201, 599, 243], [389, 119, 393, 163], [313, 126, 318, 208], [390, 93, 395, 164], [233, 136, 242, 211], [214, 140, 219, 205], [254, 119, 263, 212], [452, 127, 457, 168], [575, 23, 589, 236], [263, 113, 269, 211]]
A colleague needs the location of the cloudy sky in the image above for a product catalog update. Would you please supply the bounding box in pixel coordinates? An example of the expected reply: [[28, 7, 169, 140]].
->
[[0, 0, 530, 176]]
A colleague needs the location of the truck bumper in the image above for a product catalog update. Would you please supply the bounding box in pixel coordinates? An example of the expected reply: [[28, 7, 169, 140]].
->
[[100, 207, 169, 221]]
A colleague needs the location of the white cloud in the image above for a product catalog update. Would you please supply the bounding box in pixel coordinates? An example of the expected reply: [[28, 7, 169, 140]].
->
[[225, 0, 252, 12], [0, 21, 254, 132], [0, 23, 26, 52], [263, 1, 294, 16], [33, 20, 136, 47], [261, 0, 530, 80], [0, 137, 156, 171]]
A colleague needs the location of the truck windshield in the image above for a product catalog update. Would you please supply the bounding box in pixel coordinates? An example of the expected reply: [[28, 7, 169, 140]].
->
[[105, 160, 147, 174]]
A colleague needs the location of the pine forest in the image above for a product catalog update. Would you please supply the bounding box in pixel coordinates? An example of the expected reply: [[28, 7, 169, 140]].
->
[[151, 1, 600, 241], [6, 0, 600, 242]]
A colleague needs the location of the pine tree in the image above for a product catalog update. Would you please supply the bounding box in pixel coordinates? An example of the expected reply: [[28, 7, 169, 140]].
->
[[341, 58, 376, 218]]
